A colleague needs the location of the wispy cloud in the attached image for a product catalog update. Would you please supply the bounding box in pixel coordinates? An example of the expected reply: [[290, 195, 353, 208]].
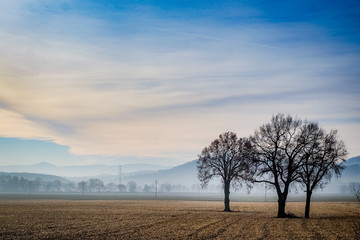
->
[[148, 27, 289, 50], [0, 0, 359, 165]]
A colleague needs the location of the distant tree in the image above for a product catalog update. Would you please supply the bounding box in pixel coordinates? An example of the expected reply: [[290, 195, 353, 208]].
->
[[64, 182, 75, 192], [0, 176, 9, 192], [12, 176, 19, 192], [127, 181, 137, 193], [31, 178, 42, 192], [143, 184, 151, 193], [106, 183, 118, 192], [160, 183, 172, 193], [44, 181, 51, 192], [19, 177, 29, 192], [250, 114, 306, 218], [118, 184, 126, 192], [351, 183, 360, 202], [77, 181, 87, 194], [87, 179, 105, 192], [299, 123, 347, 218], [53, 180, 62, 192], [95, 179, 105, 192], [197, 132, 254, 212]]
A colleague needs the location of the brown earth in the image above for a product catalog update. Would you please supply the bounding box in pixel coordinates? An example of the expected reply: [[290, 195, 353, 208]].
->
[[0, 200, 359, 239]]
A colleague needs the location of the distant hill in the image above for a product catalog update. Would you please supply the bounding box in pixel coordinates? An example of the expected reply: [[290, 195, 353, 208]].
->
[[0, 172, 68, 182], [1, 156, 359, 188], [122, 160, 199, 186], [344, 156, 360, 166], [120, 157, 360, 187], [68, 160, 199, 185], [0, 162, 172, 177], [341, 156, 360, 181], [113, 157, 360, 189]]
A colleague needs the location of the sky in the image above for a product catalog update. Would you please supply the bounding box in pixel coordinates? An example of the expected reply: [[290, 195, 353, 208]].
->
[[0, 0, 359, 166]]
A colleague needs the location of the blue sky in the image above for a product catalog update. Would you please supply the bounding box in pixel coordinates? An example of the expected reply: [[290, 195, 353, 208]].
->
[[0, 0, 359, 166]]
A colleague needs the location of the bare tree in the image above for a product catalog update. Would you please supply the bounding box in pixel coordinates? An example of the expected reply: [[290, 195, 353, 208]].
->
[[117, 184, 126, 192], [250, 114, 306, 218], [77, 181, 87, 195], [87, 178, 105, 192], [127, 181, 137, 192], [143, 184, 151, 193], [197, 132, 254, 212], [351, 183, 360, 202], [299, 123, 347, 218]]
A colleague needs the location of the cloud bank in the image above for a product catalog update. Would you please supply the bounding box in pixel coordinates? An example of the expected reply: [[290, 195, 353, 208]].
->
[[0, 1, 359, 165]]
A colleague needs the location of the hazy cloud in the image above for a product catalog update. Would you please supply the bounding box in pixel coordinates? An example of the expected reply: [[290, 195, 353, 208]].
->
[[0, 0, 359, 165]]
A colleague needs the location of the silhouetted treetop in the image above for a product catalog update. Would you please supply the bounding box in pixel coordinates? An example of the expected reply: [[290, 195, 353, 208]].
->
[[197, 131, 254, 211]]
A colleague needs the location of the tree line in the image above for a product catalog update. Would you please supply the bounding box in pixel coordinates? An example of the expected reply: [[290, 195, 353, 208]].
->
[[0, 176, 198, 194], [198, 113, 348, 218], [0, 176, 108, 193]]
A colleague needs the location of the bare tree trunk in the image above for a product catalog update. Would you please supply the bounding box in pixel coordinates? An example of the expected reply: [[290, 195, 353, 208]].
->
[[277, 194, 287, 218], [224, 181, 231, 212], [305, 190, 312, 218]]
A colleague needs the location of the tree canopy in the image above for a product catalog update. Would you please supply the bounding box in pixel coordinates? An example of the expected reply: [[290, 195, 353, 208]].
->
[[197, 132, 254, 211], [250, 114, 306, 217], [299, 122, 347, 217]]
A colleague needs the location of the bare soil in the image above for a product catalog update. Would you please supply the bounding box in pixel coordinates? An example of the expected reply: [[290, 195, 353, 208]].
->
[[0, 200, 359, 239]]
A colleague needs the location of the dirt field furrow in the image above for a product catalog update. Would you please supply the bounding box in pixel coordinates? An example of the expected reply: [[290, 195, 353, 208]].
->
[[0, 200, 359, 239]]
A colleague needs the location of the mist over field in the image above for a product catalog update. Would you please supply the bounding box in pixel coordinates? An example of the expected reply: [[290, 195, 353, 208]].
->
[[1, 156, 359, 202]]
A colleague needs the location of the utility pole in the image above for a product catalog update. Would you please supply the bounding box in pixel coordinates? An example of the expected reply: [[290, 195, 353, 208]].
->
[[264, 182, 267, 202], [118, 166, 122, 185], [155, 180, 157, 199], [81, 181, 85, 196]]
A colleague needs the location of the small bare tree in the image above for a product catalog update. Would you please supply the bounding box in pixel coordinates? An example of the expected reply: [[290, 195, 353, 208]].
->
[[299, 122, 347, 218], [197, 132, 254, 212], [351, 183, 360, 202]]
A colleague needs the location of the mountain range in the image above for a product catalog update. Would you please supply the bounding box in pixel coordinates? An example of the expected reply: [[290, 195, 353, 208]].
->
[[0, 162, 172, 178], [1, 156, 359, 188]]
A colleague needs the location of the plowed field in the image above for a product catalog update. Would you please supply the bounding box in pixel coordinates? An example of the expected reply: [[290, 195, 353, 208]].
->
[[0, 200, 359, 239]]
